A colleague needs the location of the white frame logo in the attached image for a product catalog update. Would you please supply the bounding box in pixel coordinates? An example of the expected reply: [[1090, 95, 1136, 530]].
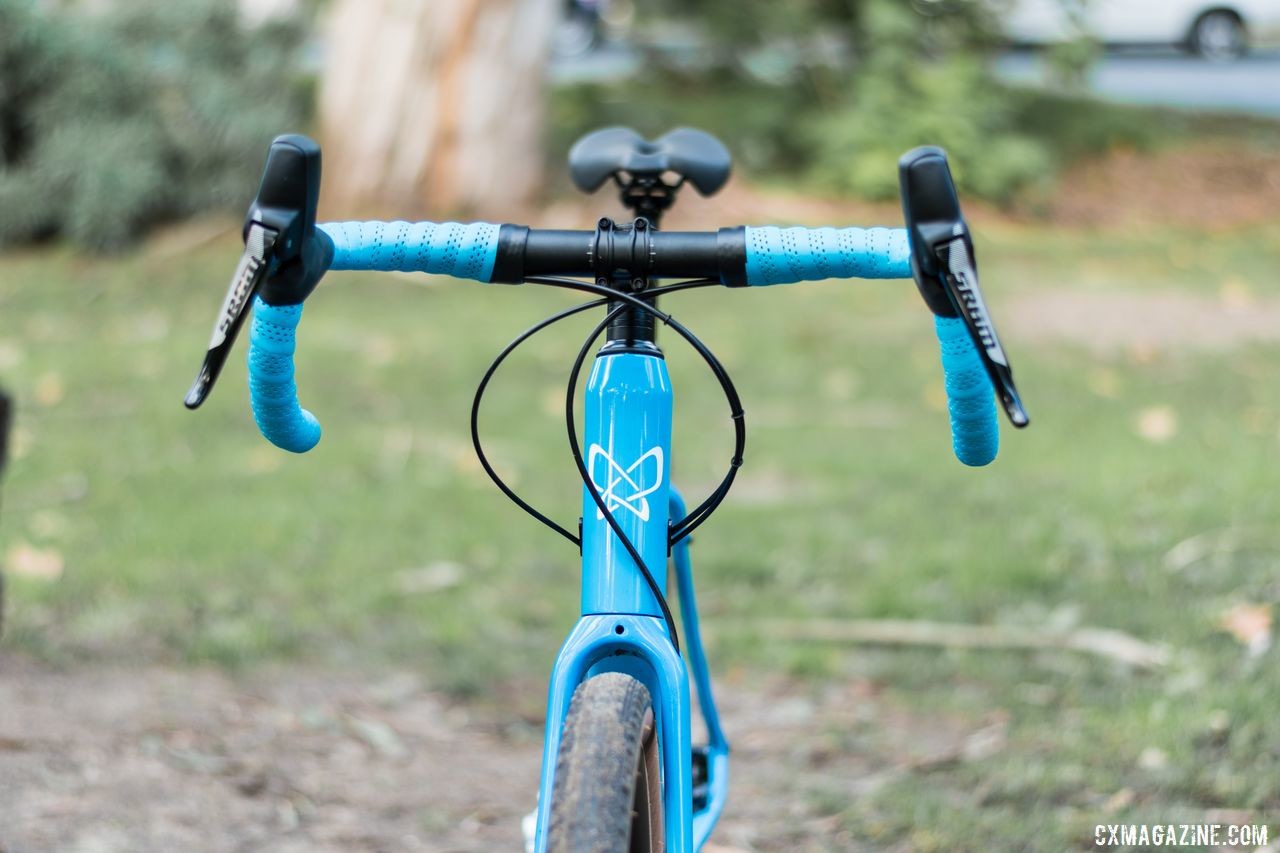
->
[[587, 444, 664, 522]]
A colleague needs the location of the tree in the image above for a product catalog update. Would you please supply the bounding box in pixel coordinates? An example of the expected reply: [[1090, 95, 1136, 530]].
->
[[317, 0, 560, 219]]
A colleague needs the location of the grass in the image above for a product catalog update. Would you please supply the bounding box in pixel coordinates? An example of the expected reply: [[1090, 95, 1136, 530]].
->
[[2, 212, 1279, 849]]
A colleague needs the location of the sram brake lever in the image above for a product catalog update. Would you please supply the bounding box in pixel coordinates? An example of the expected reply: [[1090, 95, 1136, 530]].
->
[[184, 134, 325, 409], [900, 146, 1029, 428], [184, 223, 278, 409]]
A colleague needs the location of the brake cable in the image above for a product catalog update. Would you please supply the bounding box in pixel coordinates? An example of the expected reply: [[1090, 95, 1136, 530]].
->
[[470, 278, 725, 547], [566, 303, 682, 651], [526, 277, 747, 546], [469, 276, 748, 653]]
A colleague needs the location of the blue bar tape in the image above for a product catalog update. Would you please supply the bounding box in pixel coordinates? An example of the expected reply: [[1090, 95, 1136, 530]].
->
[[743, 226, 911, 285], [247, 297, 321, 453], [935, 315, 998, 466], [319, 220, 500, 282]]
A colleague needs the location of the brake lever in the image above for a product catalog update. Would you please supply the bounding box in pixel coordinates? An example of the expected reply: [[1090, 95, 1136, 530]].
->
[[900, 146, 1029, 428], [184, 223, 278, 409], [183, 134, 325, 409]]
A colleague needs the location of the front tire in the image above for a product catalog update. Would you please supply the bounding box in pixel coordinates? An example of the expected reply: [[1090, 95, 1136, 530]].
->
[[547, 672, 663, 853], [1189, 10, 1247, 60]]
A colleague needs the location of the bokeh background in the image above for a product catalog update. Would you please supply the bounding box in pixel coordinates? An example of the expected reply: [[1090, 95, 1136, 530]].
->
[[2, 1, 1278, 850]]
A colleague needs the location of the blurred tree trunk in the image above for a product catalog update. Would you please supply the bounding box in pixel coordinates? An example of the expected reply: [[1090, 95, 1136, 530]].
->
[[318, 0, 559, 218]]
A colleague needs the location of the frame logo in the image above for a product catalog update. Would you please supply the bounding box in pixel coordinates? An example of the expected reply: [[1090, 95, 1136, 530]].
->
[[587, 444, 664, 521]]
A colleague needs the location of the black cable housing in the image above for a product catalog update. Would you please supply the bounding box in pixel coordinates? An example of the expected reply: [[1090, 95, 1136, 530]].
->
[[469, 275, 748, 653], [526, 276, 747, 548], [470, 279, 726, 546]]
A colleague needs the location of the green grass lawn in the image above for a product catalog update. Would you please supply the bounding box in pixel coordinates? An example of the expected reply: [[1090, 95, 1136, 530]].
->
[[2, 214, 1278, 849]]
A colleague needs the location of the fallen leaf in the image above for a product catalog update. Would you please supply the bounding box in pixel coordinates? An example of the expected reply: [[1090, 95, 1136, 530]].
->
[[1087, 367, 1121, 399], [10, 427, 31, 460], [1163, 533, 1212, 572], [923, 382, 947, 412], [1127, 341, 1160, 365], [1217, 602, 1272, 657], [362, 335, 397, 366], [369, 672, 423, 707], [245, 445, 283, 474], [379, 426, 414, 475], [1241, 406, 1271, 435], [541, 386, 562, 417], [1138, 746, 1168, 771], [821, 368, 855, 401], [346, 716, 407, 759], [132, 311, 170, 342], [1168, 244, 1195, 270], [962, 714, 1009, 762], [133, 357, 163, 379], [1104, 787, 1135, 813], [1207, 709, 1231, 738], [0, 340, 24, 370], [162, 745, 228, 774], [452, 445, 479, 472], [34, 373, 64, 407], [395, 561, 464, 594], [6, 543, 64, 580], [29, 511, 69, 539], [1219, 276, 1254, 310], [1134, 406, 1178, 443]]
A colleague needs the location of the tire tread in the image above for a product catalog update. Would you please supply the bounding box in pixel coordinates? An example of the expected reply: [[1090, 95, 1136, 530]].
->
[[547, 672, 654, 853]]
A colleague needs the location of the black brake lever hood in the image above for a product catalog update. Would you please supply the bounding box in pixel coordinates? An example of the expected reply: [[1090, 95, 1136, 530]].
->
[[900, 145, 964, 317], [898, 145, 1029, 428], [249, 134, 331, 306], [245, 134, 320, 262]]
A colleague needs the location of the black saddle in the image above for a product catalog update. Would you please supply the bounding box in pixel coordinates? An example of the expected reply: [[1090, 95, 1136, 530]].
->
[[568, 127, 732, 196]]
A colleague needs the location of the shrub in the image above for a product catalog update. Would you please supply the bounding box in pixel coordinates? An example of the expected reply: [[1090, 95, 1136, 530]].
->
[[803, 2, 1052, 202], [0, 0, 309, 250]]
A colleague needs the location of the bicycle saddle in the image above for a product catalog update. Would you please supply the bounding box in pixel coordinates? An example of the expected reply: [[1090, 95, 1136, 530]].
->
[[568, 127, 732, 196]]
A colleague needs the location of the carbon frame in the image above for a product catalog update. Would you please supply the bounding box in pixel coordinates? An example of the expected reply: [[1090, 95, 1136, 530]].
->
[[531, 345, 729, 852]]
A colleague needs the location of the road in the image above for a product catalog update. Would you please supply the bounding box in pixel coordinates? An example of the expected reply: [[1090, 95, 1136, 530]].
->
[[553, 44, 1280, 117], [994, 48, 1280, 116]]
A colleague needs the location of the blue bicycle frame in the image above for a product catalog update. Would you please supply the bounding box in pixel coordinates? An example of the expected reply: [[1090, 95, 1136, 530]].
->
[[193, 134, 1017, 853], [532, 344, 728, 852]]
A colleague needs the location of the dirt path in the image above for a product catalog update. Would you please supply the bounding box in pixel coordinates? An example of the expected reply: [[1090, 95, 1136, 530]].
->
[[1006, 289, 1280, 354], [0, 659, 995, 853]]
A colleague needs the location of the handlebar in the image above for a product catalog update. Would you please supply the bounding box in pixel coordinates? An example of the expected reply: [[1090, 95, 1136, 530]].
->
[[743, 225, 909, 284], [186, 135, 1025, 467], [934, 315, 999, 465], [316, 221, 912, 283], [246, 299, 321, 453], [323, 220, 500, 279]]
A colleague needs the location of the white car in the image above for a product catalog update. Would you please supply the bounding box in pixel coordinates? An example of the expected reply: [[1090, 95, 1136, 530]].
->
[[1000, 0, 1280, 59]]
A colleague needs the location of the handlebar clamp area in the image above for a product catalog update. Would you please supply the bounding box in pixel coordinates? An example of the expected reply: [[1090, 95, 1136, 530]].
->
[[590, 216, 655, 288]]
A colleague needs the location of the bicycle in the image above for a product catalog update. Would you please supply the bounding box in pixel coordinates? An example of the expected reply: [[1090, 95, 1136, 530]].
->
[[184, 128, 1028, 852]]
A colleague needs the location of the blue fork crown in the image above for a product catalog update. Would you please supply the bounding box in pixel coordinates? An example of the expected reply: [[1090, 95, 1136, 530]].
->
[[533, 499, 730, 852]]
